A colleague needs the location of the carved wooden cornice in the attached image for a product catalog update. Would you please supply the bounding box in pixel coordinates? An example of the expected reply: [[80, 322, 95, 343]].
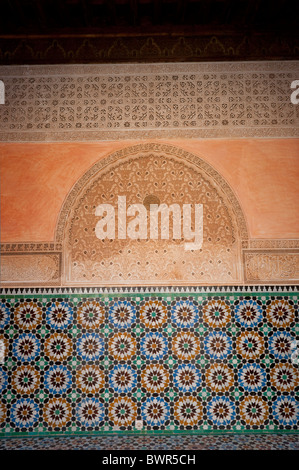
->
[[0, 32, 298, 65]]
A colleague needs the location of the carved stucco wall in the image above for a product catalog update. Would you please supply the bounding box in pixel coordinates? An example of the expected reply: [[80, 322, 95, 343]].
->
[[0, 61, 298, 142], [1, 141, 298, 287], [61, 143, 247, 286], [0, 61, 298, 286], [0, 253, 61, 285]]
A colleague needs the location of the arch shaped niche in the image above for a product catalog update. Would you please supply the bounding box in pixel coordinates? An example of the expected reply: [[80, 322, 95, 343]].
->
[[56, 143, 248, 286]]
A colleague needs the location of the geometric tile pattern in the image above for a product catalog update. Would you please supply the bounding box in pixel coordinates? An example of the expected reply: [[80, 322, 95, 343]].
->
[[0, 62, 299, 142], [1, 434, 298, 450], [0, 287, 298, 436]]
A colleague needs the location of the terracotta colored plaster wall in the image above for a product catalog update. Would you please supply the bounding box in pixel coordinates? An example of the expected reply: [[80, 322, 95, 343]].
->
[[1, 139, 299, 243]]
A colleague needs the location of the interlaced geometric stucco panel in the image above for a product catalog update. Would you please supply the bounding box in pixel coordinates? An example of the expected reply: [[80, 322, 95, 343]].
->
[[0, 61, 298, 141], [244, 251, 299, 283], [62, 145, 246, 285], [0, 254, 61, 285]]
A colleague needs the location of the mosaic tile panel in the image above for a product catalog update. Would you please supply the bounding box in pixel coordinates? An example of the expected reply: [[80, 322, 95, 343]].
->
[[1, 433, 298, 450], [0, 287, 298, 436]]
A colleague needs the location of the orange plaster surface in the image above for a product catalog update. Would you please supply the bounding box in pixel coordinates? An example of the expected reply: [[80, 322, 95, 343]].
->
[[178, 139, 299, 239], [1, 139, 299, 242]]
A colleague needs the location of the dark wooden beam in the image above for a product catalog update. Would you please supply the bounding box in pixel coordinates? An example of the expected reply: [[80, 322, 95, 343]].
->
[[80, 0, 92, 27], [130, 0, 139, 26], [153, 0, 162, 24], [7, 0, 27, 27], [244, 0, 263, 26], [222, 0, 234, 24], [176, 0, 187, 23], [104, 0, 117, 26], [34, 0, 48, 30]]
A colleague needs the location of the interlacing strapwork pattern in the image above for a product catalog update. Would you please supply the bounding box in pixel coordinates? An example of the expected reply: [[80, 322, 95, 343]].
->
[[0, 62, 298, 141], [0, 289, 298, 435], [66, 153, 241, 285]]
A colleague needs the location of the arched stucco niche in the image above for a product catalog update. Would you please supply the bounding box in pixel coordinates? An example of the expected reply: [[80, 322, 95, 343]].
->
[[55, 143, 248, 286]]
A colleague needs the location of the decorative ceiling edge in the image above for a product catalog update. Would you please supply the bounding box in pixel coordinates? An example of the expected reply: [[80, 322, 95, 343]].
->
[[0, 33, 299, 65], [0, 61, 298, 142]]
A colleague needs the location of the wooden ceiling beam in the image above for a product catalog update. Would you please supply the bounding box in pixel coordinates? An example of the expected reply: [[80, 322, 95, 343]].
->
[[104, 0, 117, 26], [6, 0, 27, 27], [80, 0, 92, 27], [34, 0, 48, 30], [176, 0, 188, 23], [153, 0, 162, 24], [129, 0, 139, 26]]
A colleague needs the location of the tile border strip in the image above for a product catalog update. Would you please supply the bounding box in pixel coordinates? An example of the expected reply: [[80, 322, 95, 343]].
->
[[0, 285, 298, 296]]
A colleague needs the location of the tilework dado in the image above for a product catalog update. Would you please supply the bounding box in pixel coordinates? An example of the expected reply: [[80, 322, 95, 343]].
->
[[0, 61, 298, 142], [0, 286, 298, 436], [1, 433, 298, 450]]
